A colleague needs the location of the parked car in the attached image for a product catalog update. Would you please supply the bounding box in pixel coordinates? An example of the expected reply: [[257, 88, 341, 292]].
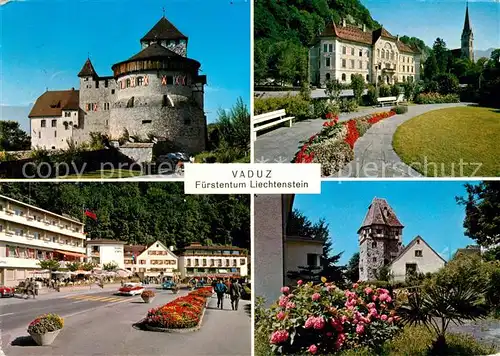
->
[[0, 285, 14, 298], [156, 152, 191, 174], [118, 283, 145, 296]]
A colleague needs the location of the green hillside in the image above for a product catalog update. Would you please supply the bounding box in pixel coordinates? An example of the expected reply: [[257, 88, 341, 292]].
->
[[254, 0, 430, 84]]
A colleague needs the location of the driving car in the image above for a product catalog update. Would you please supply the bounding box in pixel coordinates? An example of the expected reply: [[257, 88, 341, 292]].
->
[[162, 280, 176, 290], [0, 285, 14, 298], [118, 282, 145, 296]]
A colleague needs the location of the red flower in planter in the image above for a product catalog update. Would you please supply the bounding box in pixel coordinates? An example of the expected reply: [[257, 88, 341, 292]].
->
[[344, 120, 360, 148]]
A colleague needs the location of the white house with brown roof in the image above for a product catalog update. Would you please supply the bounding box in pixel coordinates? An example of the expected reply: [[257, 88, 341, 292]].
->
[[388, 235, 446, 282], [86, 239, 126, 269], [309, 20, 421, 87], [123, 240, 178, 277]]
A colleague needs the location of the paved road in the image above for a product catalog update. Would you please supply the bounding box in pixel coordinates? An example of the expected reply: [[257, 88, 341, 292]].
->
[[1, 290, 251, 356]]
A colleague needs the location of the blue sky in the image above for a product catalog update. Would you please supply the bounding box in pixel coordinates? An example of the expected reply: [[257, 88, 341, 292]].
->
[[361, 0, 500, 51], [0, 0, 250, 124], [292, 181, 479, 265]]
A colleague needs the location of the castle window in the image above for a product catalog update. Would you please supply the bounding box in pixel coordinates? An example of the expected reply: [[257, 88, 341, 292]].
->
[[137, 77, 143, 86], [184, 118, 191, 125], [415, 250, 423, 257], [342, 59, 346, 68], [111, 89, 115, 94], [126, 96, 134, 108], [51, 120, 57, 127], [166, 76, 173, 85], [325, 58, 330, 67], [41, 120, 46, 128], [142, 120, 152, 124], [341, 73, 346, 81], [372, 241, 377, 248], [104, 79, 108, 88], [359, 50, 362, 57], [95, 80, 99, 89], [372, 257, 377, 262], [126, 79, 131, 88]]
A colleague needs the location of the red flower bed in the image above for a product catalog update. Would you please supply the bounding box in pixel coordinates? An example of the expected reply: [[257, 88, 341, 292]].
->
[[344, 119, 360, 149], [145, 287, 213, 329], [294, 111, 395, 163]]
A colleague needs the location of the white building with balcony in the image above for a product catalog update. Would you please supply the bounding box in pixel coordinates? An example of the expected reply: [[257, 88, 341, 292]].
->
[[0, 195, 87, 286], [86, 239, 125, 269], [124, 240, 178, 277], [176, 243, 248, 279]]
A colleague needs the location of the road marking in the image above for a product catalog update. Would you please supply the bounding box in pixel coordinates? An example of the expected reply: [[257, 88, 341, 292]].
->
[[0, 313, 14, 317], [64, 294, 125, 303]]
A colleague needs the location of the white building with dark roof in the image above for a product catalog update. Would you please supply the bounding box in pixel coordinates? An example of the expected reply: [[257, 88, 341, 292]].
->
[[309, 20, 421, 87]]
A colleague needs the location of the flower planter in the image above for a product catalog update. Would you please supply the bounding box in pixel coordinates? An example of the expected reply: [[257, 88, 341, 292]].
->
[[29, 329, 61, 346], [142, 296, 154, 304]]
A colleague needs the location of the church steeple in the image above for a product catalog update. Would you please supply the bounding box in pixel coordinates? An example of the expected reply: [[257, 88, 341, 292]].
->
[[461, 1, 474, 62]]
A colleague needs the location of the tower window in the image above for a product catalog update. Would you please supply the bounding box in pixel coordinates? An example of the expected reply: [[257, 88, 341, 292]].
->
[[372, 257, 377, 263], [325, 58, 330, 67], [104, 79, 108, 88], [111, 89, 115, 94], [41, 120, 46, 128], [137, 77, 143, 86], [51, 120, 57, 127], [376, 229, 382, 234], [95, 80, 99, 89], [126, 79, 131, 88], [372, 241, 377, 248], [142, 120, 152, 124]]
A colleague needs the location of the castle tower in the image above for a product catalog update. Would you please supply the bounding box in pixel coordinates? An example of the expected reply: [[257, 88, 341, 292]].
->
[[140, 15, 188, 57], [461, 2, 474, 62], [358, 198, 404, 281]]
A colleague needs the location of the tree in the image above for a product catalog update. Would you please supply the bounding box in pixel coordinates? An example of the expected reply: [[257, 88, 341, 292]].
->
[[0, 121, 30, 151], [38, 259, 60, 271], [432, 38, 449, 74], [435, 73, 459, 94], [423, 53, 439, 81], [350, 74, 365, 104], [456, 181, 500, 247], [103, 261, 119, 271], [320, 239, 345, 285], [402, 82, 415, 101], [66, 262, 81, 272], [324, 79, 342, 104], [81, 262, 97, 271], [345, 252, 359, 282]]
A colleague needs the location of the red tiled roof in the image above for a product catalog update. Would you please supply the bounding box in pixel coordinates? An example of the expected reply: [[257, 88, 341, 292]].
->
[[358, 197, 404, 231], [320, 22, 419, 54], [28, 90, 79, 118], [124, 245, 147, 257]]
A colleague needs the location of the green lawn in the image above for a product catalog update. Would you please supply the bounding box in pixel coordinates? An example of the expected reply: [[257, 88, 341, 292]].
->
[[63, 169, 143, 179], [393, 107, 500, 177]]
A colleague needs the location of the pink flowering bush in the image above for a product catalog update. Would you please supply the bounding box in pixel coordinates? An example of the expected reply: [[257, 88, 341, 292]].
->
[[267, 279, 401, 354]]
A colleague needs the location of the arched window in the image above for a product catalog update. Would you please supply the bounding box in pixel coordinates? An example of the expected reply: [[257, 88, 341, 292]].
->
[[386, 76, 390, 84], [366, 74, 369, 82], [381, 50, 385, 59], [137, 77, 144, 86], [126, 79, 131, 88], [377, 49, 380, 57], [341, 73, 346, 81], [325, 73, 331, 81], [351, 74, 354, 81], [391, 51, 394, 60], [378, 75, 382, 82]]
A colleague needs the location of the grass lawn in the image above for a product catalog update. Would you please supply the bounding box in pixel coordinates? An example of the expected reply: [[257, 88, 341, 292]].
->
[[393, 106, 500, 177], [63, 169, 143, 179]]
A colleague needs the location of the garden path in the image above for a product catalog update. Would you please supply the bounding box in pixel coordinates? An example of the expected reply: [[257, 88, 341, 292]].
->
[[449, 319, 500, 350], [334, 103, 469, 177]]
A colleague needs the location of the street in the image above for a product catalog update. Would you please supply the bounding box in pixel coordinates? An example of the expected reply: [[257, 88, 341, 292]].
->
[[0, 288, 251, 356]]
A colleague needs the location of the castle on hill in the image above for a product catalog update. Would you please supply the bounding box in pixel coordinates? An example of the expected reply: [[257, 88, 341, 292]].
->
[[28, 16, 207, 154], [358, 198, 445, 281]]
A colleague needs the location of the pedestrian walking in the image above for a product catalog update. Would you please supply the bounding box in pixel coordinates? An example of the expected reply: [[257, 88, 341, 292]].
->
[[214, 279, 227, 309], [225, 278, 231, 299], [229, 278, 243, 311]]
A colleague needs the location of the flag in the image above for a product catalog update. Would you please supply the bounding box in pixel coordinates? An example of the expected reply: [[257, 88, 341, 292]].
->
[[85, 210, 97, 221]]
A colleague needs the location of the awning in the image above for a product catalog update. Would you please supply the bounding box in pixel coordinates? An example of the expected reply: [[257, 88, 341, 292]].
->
[[54, 250, 87, 258]]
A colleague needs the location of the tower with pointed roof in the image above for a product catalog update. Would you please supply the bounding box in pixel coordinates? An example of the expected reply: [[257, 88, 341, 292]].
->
[[140, 15, 188, 57], [461, 2, 474, 62], [358, 198, 404, 281]]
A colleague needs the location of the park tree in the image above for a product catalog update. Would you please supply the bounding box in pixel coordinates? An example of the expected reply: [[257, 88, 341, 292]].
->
[[435, 73, 460, 94], [351, 74, 365, 104], [320, 238, 345, 285], [424, 53, 439, 81], [66, 262, 81, 272], [432, 38, 450, 74], [39, 259, 61, 271], [0, 121, 30, 151], [325, 78, 343, 104], [103, 261, 119, 271], [456, 181, 500, 247], [345, 252, 359, 283]]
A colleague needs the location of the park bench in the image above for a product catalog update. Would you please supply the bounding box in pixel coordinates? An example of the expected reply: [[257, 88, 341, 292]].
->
[[252, 109, 295, 141], [377, 94, 404, 107]]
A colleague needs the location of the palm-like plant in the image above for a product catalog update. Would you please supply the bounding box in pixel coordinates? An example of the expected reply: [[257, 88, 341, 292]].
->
[[399, 281, 488, 354]]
